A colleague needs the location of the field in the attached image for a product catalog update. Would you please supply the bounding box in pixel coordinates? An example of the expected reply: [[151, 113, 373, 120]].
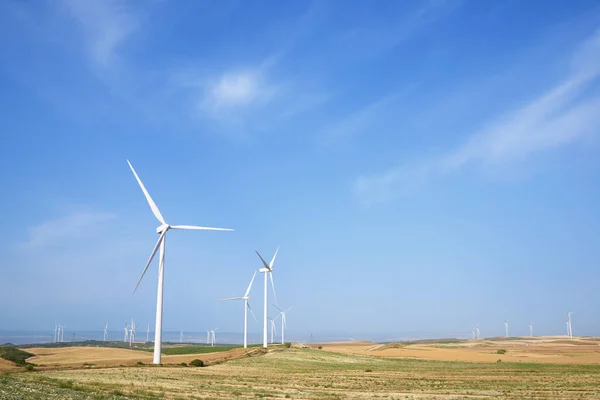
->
[[0, 337, 599, 399]]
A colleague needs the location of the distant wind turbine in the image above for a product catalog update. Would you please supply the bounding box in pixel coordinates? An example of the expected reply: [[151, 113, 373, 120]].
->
[[60, 325, 65, 342], [104, 324, 108, 342], [471, 326, 475, 340], [273, 305, 293, 344], [221, 270, 258, 348], [268, 316, 279, 344], [54, 322, 58, 343], [129, 319, 136, 346], [256, 248, 279, 348], [206, 331, 210, 345], [476, 325, 480, 339], [146, 324, 150, 342], [180, 330, 184, 344], [529, 322, 533, 337], [124, 323, 129, 343], [210, 329, 218, 346], [127, 160, 233, 364], [567, 311, 573, 338], [504, 321, 508, 338]]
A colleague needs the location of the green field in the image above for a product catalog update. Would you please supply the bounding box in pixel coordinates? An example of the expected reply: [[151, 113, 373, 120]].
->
[[1, 348, 599, 399]]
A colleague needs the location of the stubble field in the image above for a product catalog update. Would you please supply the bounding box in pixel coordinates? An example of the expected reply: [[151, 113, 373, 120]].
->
[[1, 337, 599, 399]]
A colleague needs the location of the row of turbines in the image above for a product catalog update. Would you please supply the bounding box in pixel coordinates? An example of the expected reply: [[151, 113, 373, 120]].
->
[[127, 161, 293, 364], [472, 312, 575, 339]]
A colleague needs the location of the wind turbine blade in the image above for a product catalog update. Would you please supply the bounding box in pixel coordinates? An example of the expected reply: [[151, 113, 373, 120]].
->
[[286, 305, 294, 313], [247, 303, 258, 323], [255, 251, 271, 270], [170, 225, 233, 231], [269, 246, 279, 269], [269, 272, 278, 305], [133, 231, 166, 293], [272, 304, 283, 312], [127, 160, 166, 224], [220, 297, 244, 301], [245, 271, 257, 297]]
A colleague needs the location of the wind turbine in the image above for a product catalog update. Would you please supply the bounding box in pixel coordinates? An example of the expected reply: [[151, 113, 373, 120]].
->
[[54, 323, 58, 343], [180, 330, 184, 344], [471, 326, 475, 340], [210, 329, 218, 346], [146, 324, 150, 342], [129, 320, 136, 346], [104, 324, 108, 342], [273, 305, 293, 344], [206, 331, 210, 345], [124, 323, 129, 343], [567, 311, 573, 338], [60, 325, 65, 342], [255, 248, 279, 348], [268, 316, 279, 344], [127, 160, 233, 364], [504, 321, 508, 338], [221, 271, 258, 348], [529, 322, 533, 337], [476, 325, 480, 339]]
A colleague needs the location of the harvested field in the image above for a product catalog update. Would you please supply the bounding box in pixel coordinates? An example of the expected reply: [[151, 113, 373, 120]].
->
[[1, 347, 599, 399], [314, 336, 600, 364], [22, 346, 266, 370]]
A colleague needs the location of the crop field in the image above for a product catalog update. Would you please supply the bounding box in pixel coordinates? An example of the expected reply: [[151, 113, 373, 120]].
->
[[1, 345, 600, 399]]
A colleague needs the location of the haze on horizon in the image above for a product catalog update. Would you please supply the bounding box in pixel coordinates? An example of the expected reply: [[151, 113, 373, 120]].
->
[[1, 0, 599, 339]]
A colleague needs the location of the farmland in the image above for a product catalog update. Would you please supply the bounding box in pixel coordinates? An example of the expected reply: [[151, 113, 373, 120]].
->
[[1, 338, 599, 399]]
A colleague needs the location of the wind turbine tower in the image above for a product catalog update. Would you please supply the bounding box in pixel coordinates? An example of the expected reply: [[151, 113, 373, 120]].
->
[[255, 248, 279, 348], [124, 324, 129, 343], [129, 320, 136, 346], [504, 321, 508, 338], [268, 316, 278, 344], [104, 324, 108, 342], [127, 160, 233, 364], [476, 325, 480, 339], [146, 324, 150, 342], [180, 330, 183, 344], [567, 312, 573, 338]]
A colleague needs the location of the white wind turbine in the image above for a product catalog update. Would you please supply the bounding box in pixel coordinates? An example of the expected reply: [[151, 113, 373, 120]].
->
[[471, 326, 475, 340], [206, 331, 210, 345], [268, 316, 279, 344], [255, 248, 279, 348], [104, 324, 108, 342], [273, 305, 293, 344], [476, 325, 480, 339], [180, 330, 184, 344], [504, 321, 508, 338], [129, 319, 136, 346], [529, 322, 533, 337], [59, 325, 65, 342], [221, 271, 258, 348], [53, 323, 58, 343], [567, 311, 573, 338], [124, 323, 129, 343], [127, 160, 233, 364], [210, 329, 218, 346], [146, 324, 150, 342]]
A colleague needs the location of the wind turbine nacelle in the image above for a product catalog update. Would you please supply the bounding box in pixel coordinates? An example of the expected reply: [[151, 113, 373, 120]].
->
[[259, 267, 270, 273], [156, 224, 169, 234]]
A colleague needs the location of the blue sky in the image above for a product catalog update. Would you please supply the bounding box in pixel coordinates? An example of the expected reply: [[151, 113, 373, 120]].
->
[[1, 0, 600, 340]]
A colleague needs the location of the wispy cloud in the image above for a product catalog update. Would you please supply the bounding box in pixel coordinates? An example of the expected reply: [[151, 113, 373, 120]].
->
[[20, 209, 116, 248], [355, 30, 600, 204], [60, 0, 138, 68]]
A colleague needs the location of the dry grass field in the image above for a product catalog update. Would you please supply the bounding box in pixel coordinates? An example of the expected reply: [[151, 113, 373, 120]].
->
[[1, 338, 599, 399], [315, 336, 600, 364]]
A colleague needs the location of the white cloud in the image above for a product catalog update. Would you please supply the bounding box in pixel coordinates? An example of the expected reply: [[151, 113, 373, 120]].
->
[[21, 209, 116, 248], [206, 70, 268, 109], [60, 0, 137, 68], [355, 30, 600, 204]]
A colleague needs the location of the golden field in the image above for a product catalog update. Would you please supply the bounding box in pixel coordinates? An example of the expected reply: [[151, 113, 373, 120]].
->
[[0, 337, 599, 399]]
